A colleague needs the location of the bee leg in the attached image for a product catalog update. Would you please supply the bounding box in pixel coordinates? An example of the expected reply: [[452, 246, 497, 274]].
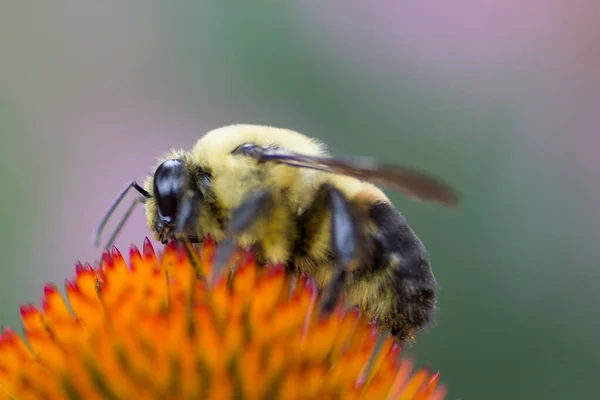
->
[[316, 185, 363, 316], [212, 188, 275, 285], [171, 190, 206, 280], [320, 267, 348, 315]]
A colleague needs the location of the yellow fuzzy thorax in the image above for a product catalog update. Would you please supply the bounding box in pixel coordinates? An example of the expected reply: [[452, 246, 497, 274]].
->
[[142, 124, 369, 260]]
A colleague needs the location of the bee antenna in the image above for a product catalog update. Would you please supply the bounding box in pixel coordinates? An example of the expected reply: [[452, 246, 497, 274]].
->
[[94, 181, 152, 248], [101, 196, 146, 251]]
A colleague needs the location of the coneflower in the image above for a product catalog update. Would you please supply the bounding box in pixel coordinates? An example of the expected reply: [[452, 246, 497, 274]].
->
[[0, 238, 446, 399]]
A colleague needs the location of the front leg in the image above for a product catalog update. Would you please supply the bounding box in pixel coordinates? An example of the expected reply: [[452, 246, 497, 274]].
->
[[297, 183, 364, 315], [212, 188, 275, 284]]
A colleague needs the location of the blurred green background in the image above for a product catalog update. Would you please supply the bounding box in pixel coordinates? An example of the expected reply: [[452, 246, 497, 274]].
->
[[1, 2, 599, 399]]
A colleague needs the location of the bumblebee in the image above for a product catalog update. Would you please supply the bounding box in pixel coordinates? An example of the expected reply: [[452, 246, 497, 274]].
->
[[95, 124, 458, 343]]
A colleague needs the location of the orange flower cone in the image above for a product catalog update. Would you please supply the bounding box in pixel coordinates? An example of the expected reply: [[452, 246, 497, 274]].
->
[[0, 238, 446, 399]]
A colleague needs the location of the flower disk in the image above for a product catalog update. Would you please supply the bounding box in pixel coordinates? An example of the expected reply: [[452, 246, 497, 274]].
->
[[0, 238, 446, 400]]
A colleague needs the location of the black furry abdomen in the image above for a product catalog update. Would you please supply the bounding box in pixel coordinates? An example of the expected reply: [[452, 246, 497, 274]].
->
[[289, 188, 438, 344], [359, 202, 438, 343]]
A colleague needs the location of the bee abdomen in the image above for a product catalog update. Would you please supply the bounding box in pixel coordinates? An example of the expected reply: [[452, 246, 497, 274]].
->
[[366, 202, 438, 343]]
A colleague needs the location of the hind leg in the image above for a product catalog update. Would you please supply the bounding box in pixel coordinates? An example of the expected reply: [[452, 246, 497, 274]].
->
[[295, 183, 365, 315]]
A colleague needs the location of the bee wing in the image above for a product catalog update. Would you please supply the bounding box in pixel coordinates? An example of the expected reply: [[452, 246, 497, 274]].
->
[[259, 148, 459, 206]]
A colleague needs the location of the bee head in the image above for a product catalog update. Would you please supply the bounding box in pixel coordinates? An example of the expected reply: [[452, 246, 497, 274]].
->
[[153, 159, 187, 225]]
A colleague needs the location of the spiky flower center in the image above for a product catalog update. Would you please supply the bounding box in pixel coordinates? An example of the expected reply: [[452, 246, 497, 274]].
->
[[0, 238, 446, 399]]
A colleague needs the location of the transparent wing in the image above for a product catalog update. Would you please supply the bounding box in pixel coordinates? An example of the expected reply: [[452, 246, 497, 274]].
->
[[259, 148, 459, 207]]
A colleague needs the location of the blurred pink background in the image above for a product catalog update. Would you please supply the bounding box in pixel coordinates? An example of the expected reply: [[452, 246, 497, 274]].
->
[[1, 1, 599, 398]]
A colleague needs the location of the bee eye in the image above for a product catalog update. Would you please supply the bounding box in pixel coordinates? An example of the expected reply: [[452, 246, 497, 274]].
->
[[153, 159, 187, 221]]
